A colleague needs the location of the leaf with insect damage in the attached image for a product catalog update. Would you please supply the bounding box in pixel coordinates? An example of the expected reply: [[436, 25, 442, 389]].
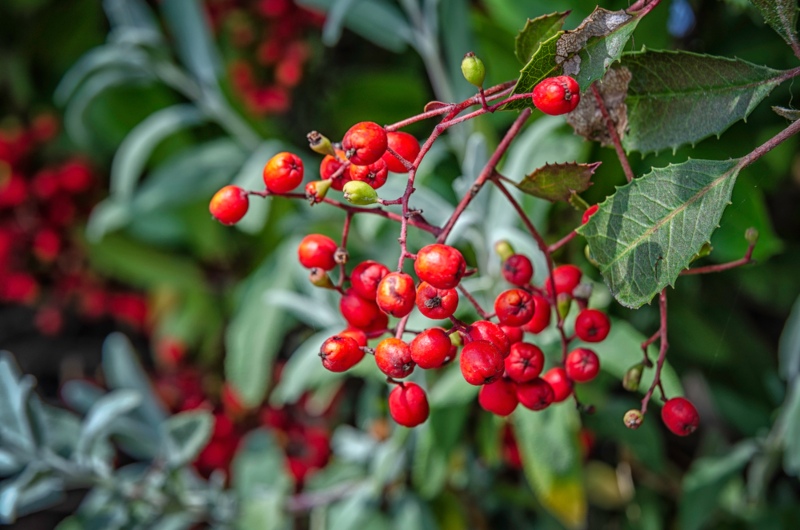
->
[[516, 162, 600, 202]]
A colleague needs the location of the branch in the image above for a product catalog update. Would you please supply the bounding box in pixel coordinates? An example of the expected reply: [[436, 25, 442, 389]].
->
[[640, 289, 668, 415], [590, 83, 634, 183]]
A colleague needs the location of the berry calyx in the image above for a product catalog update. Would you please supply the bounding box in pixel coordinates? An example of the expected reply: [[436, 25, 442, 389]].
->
[[494, 289, 535, 327], [350, 260, 390, 300], [319, 335, 365, 372], [297, 234, 338, 270], [209, 185, 249, 225], [415, 282, 459, 320], [582, 204, 599, 224], [468, 320, 511, 357], [532, 75, 581, 116], [504, 342, 545, 383], [414, 244, 467, 290], [565, 348, 600, 383], [546, 264, 583, 298], [306, 131, 334, 156], [542, 367, 573, 402], [410, 327, 452, 369], [460, 340, 504, 385], [382, 131, 420, 173], [661, 397, 700, 436], [342, 122, 387, 166], [502, 254, 534, 286], [349, 158, 389, 189], [516, 378, 555, 411], [263, 152, 304, 193], [375, 338, 415, 378], [522, 295, 552, 334], [375, 272, 416, 318], [574, 309, 611, 343], [479, 379, 518, 416], [388, 382, 429, 427]]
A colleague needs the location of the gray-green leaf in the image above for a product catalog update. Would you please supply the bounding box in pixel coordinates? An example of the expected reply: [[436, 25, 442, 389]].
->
[[750, 0, 800, 54], [514, 12, 569, 65]]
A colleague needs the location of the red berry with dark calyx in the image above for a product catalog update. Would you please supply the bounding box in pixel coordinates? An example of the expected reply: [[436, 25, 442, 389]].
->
[[414, 244, 467, 290], [319, 335, 365, 372], [574, 309, 611, 343], [460, 340, 504, 385], [339, 289, 388, 332], [388, 382, 429, 427], [565, 348, 600, 383], [516, 378, 555, 411], [500, 325, 523, 345], [582, 204, 599, 224], [382, 131, 420, 173], [297, 234, 338, 270], [532, 75, 581, 116], [350, 260, 390, 300], [342, 121, 388, 166], [479, 378, 519, 416], [495, 289, 535, 327], [209, 185, 249, 225], [415, 281, 459, 320], [468, 320, 511, 357], [349, 158, 389, 189], [546, 264, 583, 298], [522, 294, 552, 334], [502, 254, 534, 286], [375, 272, 416, 318], [375, 338, 415, 378], [504, 342, 545, 383], [661, 397, 700, 436], [542, 367, 573, 402], [263, 151, 304, 193], [319, 150, 351, 191], [410, 327, 452, 369]]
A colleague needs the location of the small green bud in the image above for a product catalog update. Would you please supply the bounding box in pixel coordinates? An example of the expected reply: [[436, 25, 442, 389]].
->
[[691, 242, 713, 262], [622, 363, 644, 392], [584, 245, 600, 268], [342, 181, 378, 205], [557, 292, 572, 320], [449, 331, 462, 347], [461, 52, 486, 87], [745, 227, 759, 245], [494, 240, 515, 262], [307, 131, 335, 156], [309, 268, 334, 289], [305, 179, 332, 204], [623, 409, 643, 430]]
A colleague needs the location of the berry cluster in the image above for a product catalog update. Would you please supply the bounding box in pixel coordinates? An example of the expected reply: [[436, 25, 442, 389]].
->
[[209, 67, 701, 437], [0, 116, 148, 335]]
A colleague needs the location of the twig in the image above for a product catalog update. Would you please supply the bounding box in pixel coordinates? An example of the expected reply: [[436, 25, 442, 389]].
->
[[590, 83, 634, 183], [681, 239, 756, 275], [458, 285, 490, 319], [640, 289, 668, 415]]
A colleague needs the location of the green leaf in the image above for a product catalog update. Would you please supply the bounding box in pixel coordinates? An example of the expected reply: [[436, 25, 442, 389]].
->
[[0, 353, 37, 452], [782, 381, 800, 475], [515, 12, 569, 64], [232, 430, 291, 529], [162, 410, 213, 468], [516, 161, 599, 202], [577, 158, 741, 308], [225, 246, 296, 408], [750, 0, 800, 53], [779, 294, 800, 382], [621, 50, 783, 154], [110, 104, 206, 200], [159, 0, 222, 86], [76, 390, 141, 465], [501, 32, 561, 111], [55, 45, 150, 105], [0, 464, 64, 524], [512, 405, 587, 529]]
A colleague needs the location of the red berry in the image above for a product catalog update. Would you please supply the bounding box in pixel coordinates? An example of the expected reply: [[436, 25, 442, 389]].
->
[[338, 328, 368, 347], [382, 131, 420, 173], [263, 152, 304, 193], [532, 75, 581, 116], [34, 306, 63, 336], [348, 158, 389, 189], [414, 244, 466, 290], [516, 378, 555, 411], [468, 320, 511, 357], [522, 294, 552, 334], [479, 379, 519, 416], [582, 204, 599, 224], [574, 309, 611, 343], [297, 234, 338, 270], [319, 335, 365, 372], [388, 382, 429, 427], [319, 150, 351, 191], [1, 273, 39, 304], [339, 288, 389, 332], [342, 121, 387, 166], [32, 170, 59, 200], [32, 228, 61, 262], [565, 348, 600, 383], [59, 160, 93, 193], [375, 338, 415, 378], [409, 327, 451, 369], [661, 397, 700, 436], [504, 342, 545, 383], [375, 272, 416, 318], [494, 289, 535, 327], [0, 173, 27, 208], [460, 340, 504, 385], [500, 325, 523, 345], [350, 260, 390, 300], [415, 281, 459, 320], [502, 254, 534, 286], [209, 185, 249, 225], [546, 264, 583, 297], [542, 367, 573, 402]]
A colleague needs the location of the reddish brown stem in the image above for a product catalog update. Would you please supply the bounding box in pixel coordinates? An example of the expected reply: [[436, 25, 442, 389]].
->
[[640, 289, 668, 415], [548, 231, 579, 254], [590, 83, 634, 183], [336, 213, 353, 289], [681, 240, 756, 275], [458, 285, 491, 320]]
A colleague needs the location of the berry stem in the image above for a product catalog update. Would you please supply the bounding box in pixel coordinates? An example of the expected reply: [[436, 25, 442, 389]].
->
[[590, 82, 635, 183], [337, 212, 353, 289], [681, 237, 757, 276], [457, 284, 491, 320], [640, 289, 669, 415], [548, 231, 579, 254]]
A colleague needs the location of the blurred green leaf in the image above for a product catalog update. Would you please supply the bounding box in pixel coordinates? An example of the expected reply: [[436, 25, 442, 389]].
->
[[749, 0, 800, 52], [270, 328, 342, 407], [515, 12, 569, 64], [162, 410, 213, 468], [104, 0, 161, 32], [159, 0, 222, 86], [55, 45, 150, 105], [429, 365, 479, 407], [781, 381, 800, 475], [0, 353, 37, 452], [0, 464, 64, 524], [232, 430, 292, 527], [779, 294, 800, 382], [76, 390, 141, 465]]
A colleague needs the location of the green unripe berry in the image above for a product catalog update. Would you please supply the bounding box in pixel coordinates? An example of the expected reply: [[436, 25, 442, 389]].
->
[[623, 409, 643, 430], [622, 363, 644, 392], [343, 180, 379, 205], [307, 131, 335, 156], [461, 52, 486, 87], [494, 240, 515, 262]]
